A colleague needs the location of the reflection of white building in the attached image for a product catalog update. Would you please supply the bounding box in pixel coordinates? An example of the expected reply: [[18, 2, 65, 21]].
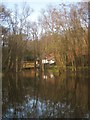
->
[[50, 73, 54, 78], [43, 75, 48, 79], [43, 73, 54, 79]]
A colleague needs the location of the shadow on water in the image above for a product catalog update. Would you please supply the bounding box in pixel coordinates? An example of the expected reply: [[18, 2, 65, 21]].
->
[[2, 68, 90, 118]]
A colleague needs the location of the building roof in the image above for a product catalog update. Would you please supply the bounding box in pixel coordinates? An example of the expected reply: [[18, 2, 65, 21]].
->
[[43, 53, 55, 61]]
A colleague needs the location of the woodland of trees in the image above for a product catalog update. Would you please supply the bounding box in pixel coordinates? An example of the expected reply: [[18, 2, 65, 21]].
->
[[0, 2, 88, 73]]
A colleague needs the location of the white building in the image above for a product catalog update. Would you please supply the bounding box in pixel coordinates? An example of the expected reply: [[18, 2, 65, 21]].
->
[[42, 53, 55, 65]]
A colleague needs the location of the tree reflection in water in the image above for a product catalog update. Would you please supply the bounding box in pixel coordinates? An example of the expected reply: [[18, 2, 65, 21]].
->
[[2, 69, 90, 118]]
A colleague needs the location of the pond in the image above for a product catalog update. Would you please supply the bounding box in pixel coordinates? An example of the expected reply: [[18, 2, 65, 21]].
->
[[2, 68, 90, 118]]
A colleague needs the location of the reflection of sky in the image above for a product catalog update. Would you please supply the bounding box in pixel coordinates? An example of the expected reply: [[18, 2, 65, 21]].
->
[[3, 96, 75, 118], [3, 96, 89, 118], [3, 92, 89, 118], [2, 70, 89, 118]]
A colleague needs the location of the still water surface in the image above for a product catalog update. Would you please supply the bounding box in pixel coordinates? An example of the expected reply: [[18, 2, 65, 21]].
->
[[2, 69, 90, 118]]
